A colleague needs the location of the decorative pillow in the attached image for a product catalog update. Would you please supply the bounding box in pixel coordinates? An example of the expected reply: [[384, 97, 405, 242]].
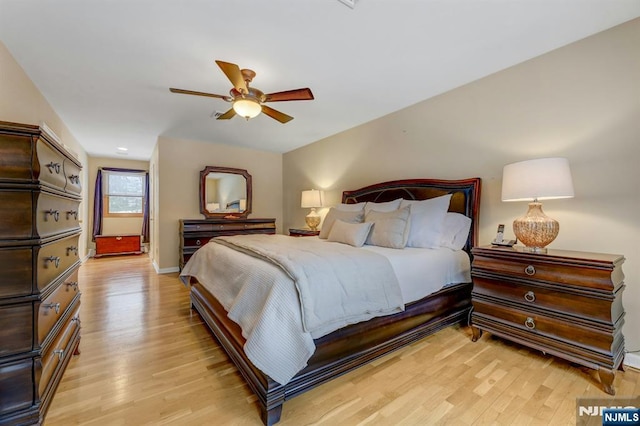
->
[[439, 213, 472, 250], [364, 205, 411, 249], [400, 194, 452, 248], [318, 208, 364, 239], [327, 220, 373, 247], [335, 202, 366, 212], [364, 198, 402, 214]]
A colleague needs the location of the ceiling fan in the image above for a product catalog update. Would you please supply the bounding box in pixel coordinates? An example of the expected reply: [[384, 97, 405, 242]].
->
[[170, 60, 314, 124]]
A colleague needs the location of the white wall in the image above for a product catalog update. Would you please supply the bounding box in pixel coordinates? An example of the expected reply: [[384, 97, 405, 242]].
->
[[283, 20, 640, 356]]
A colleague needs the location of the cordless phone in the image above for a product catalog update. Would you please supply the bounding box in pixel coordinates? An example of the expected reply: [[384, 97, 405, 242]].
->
[[492, 224, 516, 247]]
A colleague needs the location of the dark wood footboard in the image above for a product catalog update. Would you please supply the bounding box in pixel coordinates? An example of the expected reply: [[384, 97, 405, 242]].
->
[[190, 280, 472, 425]]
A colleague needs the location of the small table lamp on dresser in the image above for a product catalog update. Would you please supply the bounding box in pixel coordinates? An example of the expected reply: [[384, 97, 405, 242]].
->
[[501, 157, 574, 252], [301, 189, 324, 231]]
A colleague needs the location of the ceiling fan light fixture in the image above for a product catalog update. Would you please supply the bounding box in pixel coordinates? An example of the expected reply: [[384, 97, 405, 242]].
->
[[233, 98, 262, 119]]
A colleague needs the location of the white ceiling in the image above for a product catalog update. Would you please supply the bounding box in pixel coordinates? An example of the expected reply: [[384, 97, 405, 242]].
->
[[1, 1, 639, 160]]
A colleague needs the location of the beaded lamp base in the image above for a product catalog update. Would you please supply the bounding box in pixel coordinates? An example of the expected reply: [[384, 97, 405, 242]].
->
[[513, 202, 559, 252]]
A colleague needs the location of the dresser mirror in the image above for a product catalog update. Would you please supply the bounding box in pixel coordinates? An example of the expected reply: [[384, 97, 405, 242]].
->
[[200, 166, 252, 218]]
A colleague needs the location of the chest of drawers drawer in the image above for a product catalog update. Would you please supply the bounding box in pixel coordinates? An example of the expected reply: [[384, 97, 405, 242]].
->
[[471, 275, 624, 325], [472, 299, 620, 355], [472, 254, 621, 291], [39, 302, 80, 398], [0, 245, 33, 298], [0, 357, 35, 419], [183, 236, 213, 248], [0, 190, 80, 240], [0, 303, 33, 357], [37, 234, 80, 292], [38, 268, 80, 346]]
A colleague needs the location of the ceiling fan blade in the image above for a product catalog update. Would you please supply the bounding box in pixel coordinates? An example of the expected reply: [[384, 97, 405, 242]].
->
[[169, 88, 229, 100], [261, 105, 293, 123], [216, 108, 237, 120], [215, 60, 248, 94], [265, 88, 314, 102]]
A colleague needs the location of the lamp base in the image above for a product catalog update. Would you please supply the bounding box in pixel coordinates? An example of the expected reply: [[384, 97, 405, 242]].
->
[[305, 209, 321, 231], [512, 202, 559, 252]]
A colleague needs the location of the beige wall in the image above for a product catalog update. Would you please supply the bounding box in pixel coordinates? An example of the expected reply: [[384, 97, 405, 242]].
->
[[86, 157, 150, 250], [0, 41, 90, 258], [152, 136, 283, 272], [284, 20, 640, 353]]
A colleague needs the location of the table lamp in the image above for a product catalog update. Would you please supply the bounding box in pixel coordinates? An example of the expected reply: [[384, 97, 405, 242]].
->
[[501, 157, 574, 252], [301, 189, 323, 231]]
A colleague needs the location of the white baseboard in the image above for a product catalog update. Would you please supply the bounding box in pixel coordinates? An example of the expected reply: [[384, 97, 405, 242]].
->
[[624, 352, 640, 370], [152, 260, 179, 274]]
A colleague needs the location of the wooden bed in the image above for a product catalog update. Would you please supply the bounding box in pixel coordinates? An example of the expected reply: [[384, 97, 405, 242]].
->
[[189, 178, 481, 425]]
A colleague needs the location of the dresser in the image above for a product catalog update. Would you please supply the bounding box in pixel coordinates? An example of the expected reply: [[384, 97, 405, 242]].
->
[[470, 246, 625, 395], [0, 121, 82, 424], [179, 218, 276, 269]]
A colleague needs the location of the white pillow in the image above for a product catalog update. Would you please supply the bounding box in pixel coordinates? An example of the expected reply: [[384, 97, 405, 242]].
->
[[327, 220, 373, 247], [400, 194, 452, 248], [318, 208, 364, 239], [439, 213, 472, 250], [364, 206, 411, 249], [335, 202, 366, 212], [364, 198, 402, 214]]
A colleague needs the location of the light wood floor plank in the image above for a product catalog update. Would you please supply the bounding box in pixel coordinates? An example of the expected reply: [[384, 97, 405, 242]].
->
[[45, 255, 640, 425]]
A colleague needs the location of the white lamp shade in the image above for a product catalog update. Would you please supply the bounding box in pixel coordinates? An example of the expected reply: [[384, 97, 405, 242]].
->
[[233, 98, 262, 118], [301, 189, 323, 208], [502, 157, 575, 202]]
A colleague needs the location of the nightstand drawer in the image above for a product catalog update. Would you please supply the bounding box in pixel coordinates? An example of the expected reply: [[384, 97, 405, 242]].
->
[[473, 255, 587, 287], [472, 276, 624, 325], [472, 299, 620, 354], [472, 250, 623, 292]]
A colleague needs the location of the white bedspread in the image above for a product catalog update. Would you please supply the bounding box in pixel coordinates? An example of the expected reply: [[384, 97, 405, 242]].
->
[[180, 234, 404, 385]]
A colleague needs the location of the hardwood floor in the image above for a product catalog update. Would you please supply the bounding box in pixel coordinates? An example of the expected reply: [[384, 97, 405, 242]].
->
[[46, 255, 639, 425]]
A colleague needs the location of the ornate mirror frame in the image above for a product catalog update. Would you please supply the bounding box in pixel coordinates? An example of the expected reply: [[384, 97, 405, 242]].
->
[[199, 166, 252, 219]]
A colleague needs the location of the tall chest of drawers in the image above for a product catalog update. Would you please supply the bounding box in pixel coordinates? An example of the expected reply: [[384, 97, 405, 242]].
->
[[0, 121, 82, 424], [470, 246, 625, 395], [179, 218, 276, 270]]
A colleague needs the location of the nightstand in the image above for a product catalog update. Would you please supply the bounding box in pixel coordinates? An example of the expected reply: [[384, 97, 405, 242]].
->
[[470, 246, 626, 395], [289, 228, 320, 237]]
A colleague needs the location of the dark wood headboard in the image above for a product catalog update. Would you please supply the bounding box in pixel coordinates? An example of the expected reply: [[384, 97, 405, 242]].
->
[[342, 178, 482, 251]]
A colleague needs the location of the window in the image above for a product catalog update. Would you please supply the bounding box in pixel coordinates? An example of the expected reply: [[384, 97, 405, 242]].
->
[[103, 171, 146, 217]]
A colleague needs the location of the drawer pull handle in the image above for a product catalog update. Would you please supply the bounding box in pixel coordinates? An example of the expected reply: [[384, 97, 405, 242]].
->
[[196, 239, 201, 246], [69, 174, 80, 184], [43, 302, 61, 314], [72, 317, 82, 327], [116, 236, 122, 240], [46, 209, 60, 222], [45, 256, 60, 268], [525, 317, 536, 330], [67, 210, 78, 220], [67, 246, 78, 256], [53, 349, 65, 361], [524, 265, 536, 276], [524, 291, 536, 302], [46, 162, 61, 174], [66, 281, 79, 291]]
